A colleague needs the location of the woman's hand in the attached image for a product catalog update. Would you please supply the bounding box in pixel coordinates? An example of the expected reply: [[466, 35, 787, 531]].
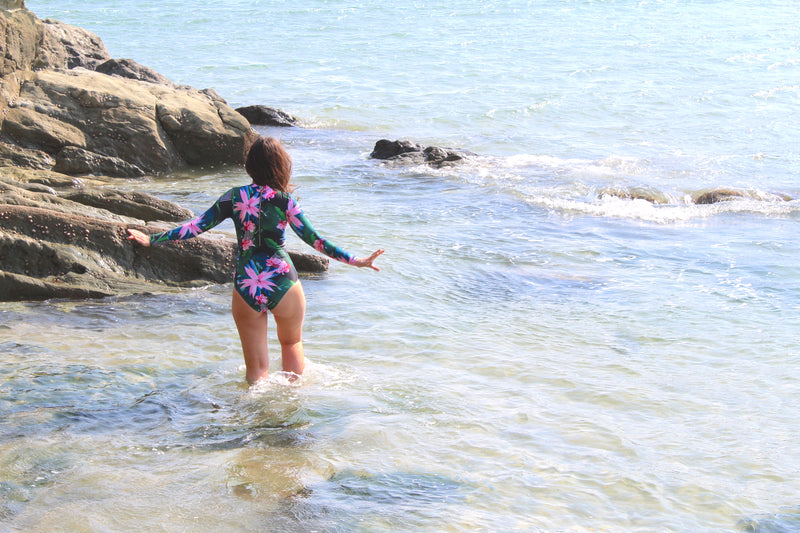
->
[[353, 249, 385, 271], [126, 228, 151, 247]]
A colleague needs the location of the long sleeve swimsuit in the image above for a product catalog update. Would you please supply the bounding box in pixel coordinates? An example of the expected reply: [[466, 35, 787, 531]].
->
[[149, 183, 356, 312]]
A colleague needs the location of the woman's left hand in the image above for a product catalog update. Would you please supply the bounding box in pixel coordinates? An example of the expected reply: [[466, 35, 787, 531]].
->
[[353, 249, 385, 271]]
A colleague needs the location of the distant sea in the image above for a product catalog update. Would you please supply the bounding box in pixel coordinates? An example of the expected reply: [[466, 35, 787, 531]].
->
[[3, 1, 799, 531]]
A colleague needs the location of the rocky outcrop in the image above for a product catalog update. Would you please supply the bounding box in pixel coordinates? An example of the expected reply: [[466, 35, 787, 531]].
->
[[0, 2, 257, 177], [0, 167, 328, 302], [236, 105, 298, 127], [2, 67, 256, 176], [0, 3, 329, 304], [370, 139, 472, 167]]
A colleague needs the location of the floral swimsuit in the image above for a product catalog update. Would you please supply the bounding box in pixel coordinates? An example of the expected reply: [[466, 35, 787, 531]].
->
[[149, 183, 356, 312]]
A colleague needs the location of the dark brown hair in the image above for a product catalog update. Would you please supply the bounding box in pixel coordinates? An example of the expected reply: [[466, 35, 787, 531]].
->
[[245, 136, 293, 191]]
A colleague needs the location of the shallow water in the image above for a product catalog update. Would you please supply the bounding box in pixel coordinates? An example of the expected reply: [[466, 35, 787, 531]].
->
[[5, 1, 800, 531]]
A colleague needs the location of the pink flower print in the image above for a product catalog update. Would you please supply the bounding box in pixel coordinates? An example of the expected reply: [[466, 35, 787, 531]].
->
[[277, 220, 288, 231], [233, 188, 260, 222], [241, 238, 254, 250], [313, 239, 325, 252], [285, 198, 303, 230], [255, 294, 269, 307], [260, 186, 276, 200], [178, 217, 203, 239], [347, 255, 357, 265], [238, 262, 277, 298], [266, 257, 291, 274], [243, 220, 256, 232]]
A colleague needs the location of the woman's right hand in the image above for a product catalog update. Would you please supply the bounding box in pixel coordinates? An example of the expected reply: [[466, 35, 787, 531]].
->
[[126, 228, 151, 247]]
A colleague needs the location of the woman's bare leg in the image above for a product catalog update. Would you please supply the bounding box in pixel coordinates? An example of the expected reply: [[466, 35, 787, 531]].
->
[[231, 290, 270, 384], [270, 282, 306, 377]]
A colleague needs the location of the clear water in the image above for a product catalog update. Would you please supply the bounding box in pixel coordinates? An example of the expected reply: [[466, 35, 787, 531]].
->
[[4, 1, 800, 531]]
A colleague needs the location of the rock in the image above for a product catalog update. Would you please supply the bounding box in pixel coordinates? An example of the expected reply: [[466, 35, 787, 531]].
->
[[693, 188, 747, 205], [370, 139, 471, 166], [53, 146, 145, 177], [95, 57, 175, 87], [370, 139, 423, 160], [0, 4, 39, 76], [600, 186, 671, 205], [235, 105, 298, 127], [693, 187, 793, 205], [0, 168, 329, 302], [0, 141, 52, 169], [1, 68, 256, 175], [35, 18, 110, 70], [0, 4, 257, 177], [0, 167, 191, 222]]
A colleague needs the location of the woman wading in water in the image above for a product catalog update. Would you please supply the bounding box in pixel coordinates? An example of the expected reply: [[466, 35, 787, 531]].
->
[[127, 136, 384, 383]]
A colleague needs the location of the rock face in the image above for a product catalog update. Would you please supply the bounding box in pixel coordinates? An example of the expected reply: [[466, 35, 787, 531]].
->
[[0, 2, 257, 177], [0, 3, 328, 303], [0, 167, 328, 302], [370, 139, 472, 167]]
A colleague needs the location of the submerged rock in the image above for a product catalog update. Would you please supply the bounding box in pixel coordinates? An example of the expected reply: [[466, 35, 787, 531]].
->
[[600, 186, 671, 205], [692, 188, 793, 205], [370, 139, 472, 167]]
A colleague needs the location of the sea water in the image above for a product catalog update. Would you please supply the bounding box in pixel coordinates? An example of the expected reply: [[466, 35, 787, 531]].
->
[[3, 1, 800, 531]]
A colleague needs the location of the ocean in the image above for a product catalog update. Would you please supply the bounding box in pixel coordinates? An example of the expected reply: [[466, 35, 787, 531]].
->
[[3, 1, 799, 531]]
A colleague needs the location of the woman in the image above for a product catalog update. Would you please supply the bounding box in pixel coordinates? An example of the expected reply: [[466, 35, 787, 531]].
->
[[127, 136, 384, 384]]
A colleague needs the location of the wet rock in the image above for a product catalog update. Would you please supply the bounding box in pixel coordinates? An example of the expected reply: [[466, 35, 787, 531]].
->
[[693, 188, 747, 205], [370, 139, 423, 160], [370, 139, 471, 167], [600, 186, 671, 205], [235, 105, 299, 127]]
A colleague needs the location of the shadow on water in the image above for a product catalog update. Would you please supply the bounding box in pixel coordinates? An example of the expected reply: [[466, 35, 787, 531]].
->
[[269, 469, 477, 532], [739, 508, 800, 533]]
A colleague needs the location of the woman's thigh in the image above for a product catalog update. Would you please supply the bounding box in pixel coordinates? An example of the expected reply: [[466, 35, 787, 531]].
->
[[270, 281, 306, 344]]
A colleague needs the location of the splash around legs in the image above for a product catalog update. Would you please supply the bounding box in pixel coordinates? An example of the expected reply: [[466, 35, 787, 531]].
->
[[231, 282, 306, 384]]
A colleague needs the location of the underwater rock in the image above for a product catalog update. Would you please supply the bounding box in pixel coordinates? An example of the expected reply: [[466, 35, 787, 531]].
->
[[693, 188, 748, 205], [600, 186, 671, 205]]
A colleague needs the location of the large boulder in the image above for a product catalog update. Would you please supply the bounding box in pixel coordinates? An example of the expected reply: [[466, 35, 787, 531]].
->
[[1, 68, 256, 174], [0, 167, 329, 302], [0, 3, 257, 176]]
